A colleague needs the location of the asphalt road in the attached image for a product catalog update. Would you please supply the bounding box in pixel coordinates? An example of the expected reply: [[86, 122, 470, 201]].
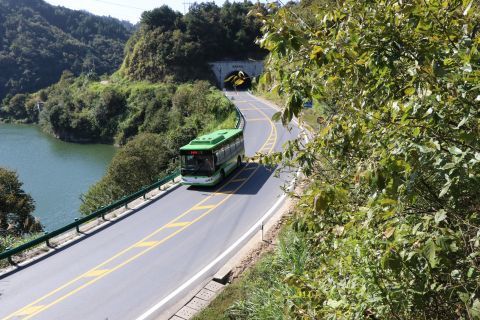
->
[[0, 92, 299, 320]]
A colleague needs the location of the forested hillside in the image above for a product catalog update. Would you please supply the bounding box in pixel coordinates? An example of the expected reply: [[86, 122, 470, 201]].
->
[[120, 2, 267, 82], [0, 0, 132, 101]]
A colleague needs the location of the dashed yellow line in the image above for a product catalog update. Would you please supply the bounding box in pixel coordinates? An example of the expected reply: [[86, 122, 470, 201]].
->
[[135, 241, 160, 247], [165, 222, 191, 228]]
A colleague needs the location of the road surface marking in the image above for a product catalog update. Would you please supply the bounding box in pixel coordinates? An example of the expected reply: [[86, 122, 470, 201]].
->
[[83, 269, 109, 278], [4, 97, 278, 320], [192, 205, 216, 210], [165, 222, 191, 228], [237, 107, 272, 111], [135, 241, 160, 247], [13, 306, 44, 316], [230, 178, 247, 182]]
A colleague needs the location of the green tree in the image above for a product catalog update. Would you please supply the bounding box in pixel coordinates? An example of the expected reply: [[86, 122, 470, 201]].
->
[[79, 133, 174, 214], [140, 5, 182, 31], [0, 168, 42, 237]]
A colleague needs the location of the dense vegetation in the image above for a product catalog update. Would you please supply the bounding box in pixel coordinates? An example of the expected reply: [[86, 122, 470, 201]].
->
[[1, 72, 233, 146], [211, 0, 480, 319], [120, 2, 267, 83], [79, 82, 236, 214], [0, 0, 132, 102], [0, 167, 42, 252]]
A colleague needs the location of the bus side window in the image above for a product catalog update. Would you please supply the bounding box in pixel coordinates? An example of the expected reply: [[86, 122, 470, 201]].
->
[[216, 150, 223, 163]]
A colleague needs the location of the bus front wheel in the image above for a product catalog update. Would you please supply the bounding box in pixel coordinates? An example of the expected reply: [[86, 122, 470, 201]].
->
[[237, 156, 242, 168]]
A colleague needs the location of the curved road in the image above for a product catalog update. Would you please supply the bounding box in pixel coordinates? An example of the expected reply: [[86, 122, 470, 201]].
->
[[0, 92, 299, 320]]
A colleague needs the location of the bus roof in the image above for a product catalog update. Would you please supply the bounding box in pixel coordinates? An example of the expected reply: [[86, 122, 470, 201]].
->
[[180, 129, 243, 151]]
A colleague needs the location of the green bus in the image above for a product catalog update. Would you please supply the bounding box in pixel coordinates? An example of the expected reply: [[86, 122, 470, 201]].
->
[[180, 129, 245, 186]]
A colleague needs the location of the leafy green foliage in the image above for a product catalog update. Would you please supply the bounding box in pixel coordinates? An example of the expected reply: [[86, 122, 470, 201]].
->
[[0, 168, 42, 238], [121, 1, 267, 82], [0, 0, 132, 103], [235, 0, 480, 318], [4, 72, 233, 145]]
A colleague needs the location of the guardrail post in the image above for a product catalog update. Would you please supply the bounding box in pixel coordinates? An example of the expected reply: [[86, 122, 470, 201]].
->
[[6, 247, 14, 265], [75, 218, 80, 233], [45, 232, 51, 247], [261, 222, 264, 242]]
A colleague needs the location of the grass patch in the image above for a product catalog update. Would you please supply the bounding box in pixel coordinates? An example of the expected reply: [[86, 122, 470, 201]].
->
[[201, 111, 238, 134], [0, 233, 43, 268], [193, 225, 310, 319], [193, 252, 276, 320]]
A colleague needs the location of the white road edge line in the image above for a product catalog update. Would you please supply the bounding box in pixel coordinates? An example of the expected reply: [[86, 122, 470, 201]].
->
[[135, 94, 310, 320]]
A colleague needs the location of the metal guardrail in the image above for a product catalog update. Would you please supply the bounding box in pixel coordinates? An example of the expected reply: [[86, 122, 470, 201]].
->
[[235, 106, 245, 129], [1, 99, 244, 264], [0, 170, 180, 263]]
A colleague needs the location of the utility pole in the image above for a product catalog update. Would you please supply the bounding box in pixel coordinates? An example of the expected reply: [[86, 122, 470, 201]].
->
[[183, 1, 193, 14]]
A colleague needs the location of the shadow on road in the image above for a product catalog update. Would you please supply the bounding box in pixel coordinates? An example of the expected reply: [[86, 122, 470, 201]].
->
[[186, 162, 276, 195]]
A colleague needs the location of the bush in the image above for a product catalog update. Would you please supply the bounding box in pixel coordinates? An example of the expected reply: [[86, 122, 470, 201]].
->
[[235, 1, 480, 319]]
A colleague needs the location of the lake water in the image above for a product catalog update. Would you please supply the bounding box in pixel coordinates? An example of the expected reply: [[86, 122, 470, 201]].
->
[[0, 124, 116, 231]]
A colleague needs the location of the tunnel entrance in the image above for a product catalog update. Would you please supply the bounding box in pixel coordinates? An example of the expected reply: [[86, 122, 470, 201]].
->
[[223, 70, 252, 91]]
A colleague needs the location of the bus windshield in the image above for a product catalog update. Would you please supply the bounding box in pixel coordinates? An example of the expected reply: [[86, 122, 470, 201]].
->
[[181, 154, 215, 176]]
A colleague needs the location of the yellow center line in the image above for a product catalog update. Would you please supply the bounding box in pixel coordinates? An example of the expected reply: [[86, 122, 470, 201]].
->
[[253, 104, 277, 154], [165, 222, 191, 228], [135, 241, 160, 247], [4, 97, 278, 320], [83, 269, 109, 278], [191, 205, 216, 210]]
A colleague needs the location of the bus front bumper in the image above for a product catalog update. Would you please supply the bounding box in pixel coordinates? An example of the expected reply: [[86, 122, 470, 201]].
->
[[181, 173, 221, 186]]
